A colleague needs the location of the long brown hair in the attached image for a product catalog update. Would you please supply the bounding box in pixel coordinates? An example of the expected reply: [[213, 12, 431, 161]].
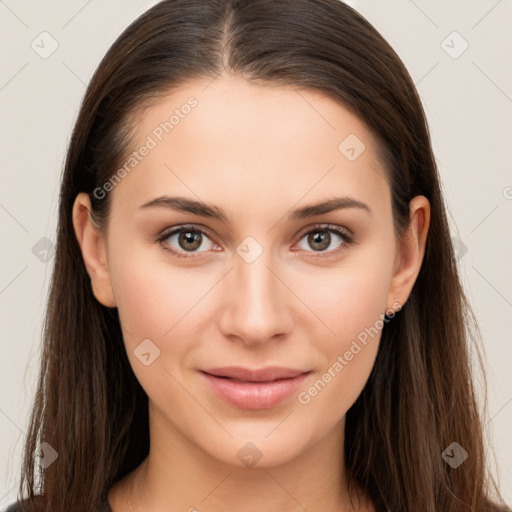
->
[[13, 1, 509, 510]]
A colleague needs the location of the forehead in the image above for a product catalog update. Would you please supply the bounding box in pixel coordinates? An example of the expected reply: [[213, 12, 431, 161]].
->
[[110, 75, 390, 222]]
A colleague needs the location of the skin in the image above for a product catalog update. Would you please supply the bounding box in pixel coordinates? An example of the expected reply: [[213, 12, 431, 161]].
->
[[72, 74, 430, 512]]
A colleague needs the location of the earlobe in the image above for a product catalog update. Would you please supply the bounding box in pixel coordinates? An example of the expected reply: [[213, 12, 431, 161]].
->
[[386, 195, 430, 311], [71, 193, 117, 308]]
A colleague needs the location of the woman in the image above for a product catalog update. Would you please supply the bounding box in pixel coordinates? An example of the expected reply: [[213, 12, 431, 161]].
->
[[6, 0, 510, 511]]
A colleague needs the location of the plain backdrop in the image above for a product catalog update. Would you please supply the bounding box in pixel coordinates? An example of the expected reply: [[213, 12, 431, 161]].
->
[[1, 0, 511, 508]]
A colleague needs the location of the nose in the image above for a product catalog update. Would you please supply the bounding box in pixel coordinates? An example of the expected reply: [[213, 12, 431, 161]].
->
[[218, 248, 294, 347]]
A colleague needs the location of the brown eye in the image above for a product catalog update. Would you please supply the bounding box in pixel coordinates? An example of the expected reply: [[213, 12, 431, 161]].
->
[[178, 230, 202, 251], [295, 225, 353, 257], [158, 226, 218, 259], [307, 231, 331, 251]]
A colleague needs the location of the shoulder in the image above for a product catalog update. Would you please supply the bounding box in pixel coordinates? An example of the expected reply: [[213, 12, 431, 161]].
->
[[4, 502, 21, 512], [3, 496, 111, 512], [2, 495, 47, 512]]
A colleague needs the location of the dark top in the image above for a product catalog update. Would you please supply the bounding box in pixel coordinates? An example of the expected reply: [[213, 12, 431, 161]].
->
[[3, 500, 112, 512], [5, 497, 511, 512]]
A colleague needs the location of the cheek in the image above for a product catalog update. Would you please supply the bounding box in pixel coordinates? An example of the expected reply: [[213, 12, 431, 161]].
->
[[108, 244, 205, 353], [293, 251, 393, 410], [297, 254, 394, 347], [108, 251, 206, 401]]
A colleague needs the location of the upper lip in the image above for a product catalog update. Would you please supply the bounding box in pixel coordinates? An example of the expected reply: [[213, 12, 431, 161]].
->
[[201, 366, 311, 382]]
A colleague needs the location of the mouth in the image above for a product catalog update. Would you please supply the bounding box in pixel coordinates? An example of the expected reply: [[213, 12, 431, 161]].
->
[[200, 365, 311, 382], [199, 367, 312, 409]]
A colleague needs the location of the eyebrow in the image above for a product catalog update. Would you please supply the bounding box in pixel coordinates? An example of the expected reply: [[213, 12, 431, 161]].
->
[[139, 195, 371, 222]]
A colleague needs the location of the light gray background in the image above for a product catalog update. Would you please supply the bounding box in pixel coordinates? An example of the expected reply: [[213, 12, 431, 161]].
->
[[1, 0, 511, 508]]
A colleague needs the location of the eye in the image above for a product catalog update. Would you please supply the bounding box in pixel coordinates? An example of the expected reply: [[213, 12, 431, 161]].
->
[[294, 225, 353, 258], [156, 223, 354, 261], [157, 225, 220, 259]]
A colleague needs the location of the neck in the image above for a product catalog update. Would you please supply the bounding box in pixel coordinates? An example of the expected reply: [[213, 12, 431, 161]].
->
[[108, 404, 374, 512]]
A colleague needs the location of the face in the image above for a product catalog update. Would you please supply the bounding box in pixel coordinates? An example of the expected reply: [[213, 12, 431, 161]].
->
[[75, 75, 427, 469]]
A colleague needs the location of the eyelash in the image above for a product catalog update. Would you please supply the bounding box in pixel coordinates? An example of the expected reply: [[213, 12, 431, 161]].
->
[[155, 224, 354, 260]]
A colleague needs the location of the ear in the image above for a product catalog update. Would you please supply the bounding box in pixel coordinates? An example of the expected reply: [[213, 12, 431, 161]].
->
[[386, 195, 430, 312], [72, 192, 116, 308]]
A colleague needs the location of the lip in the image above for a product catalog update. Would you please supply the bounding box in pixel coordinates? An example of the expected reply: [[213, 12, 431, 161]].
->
[[199, 366, 312, 409], [201, 365, 309, 382]]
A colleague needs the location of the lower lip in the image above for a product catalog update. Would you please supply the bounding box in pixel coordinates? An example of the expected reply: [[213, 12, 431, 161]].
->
[[200, 371, 311, 409]]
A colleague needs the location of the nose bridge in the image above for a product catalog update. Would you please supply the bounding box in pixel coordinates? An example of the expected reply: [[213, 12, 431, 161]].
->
[[219, 242, 292, 344]]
